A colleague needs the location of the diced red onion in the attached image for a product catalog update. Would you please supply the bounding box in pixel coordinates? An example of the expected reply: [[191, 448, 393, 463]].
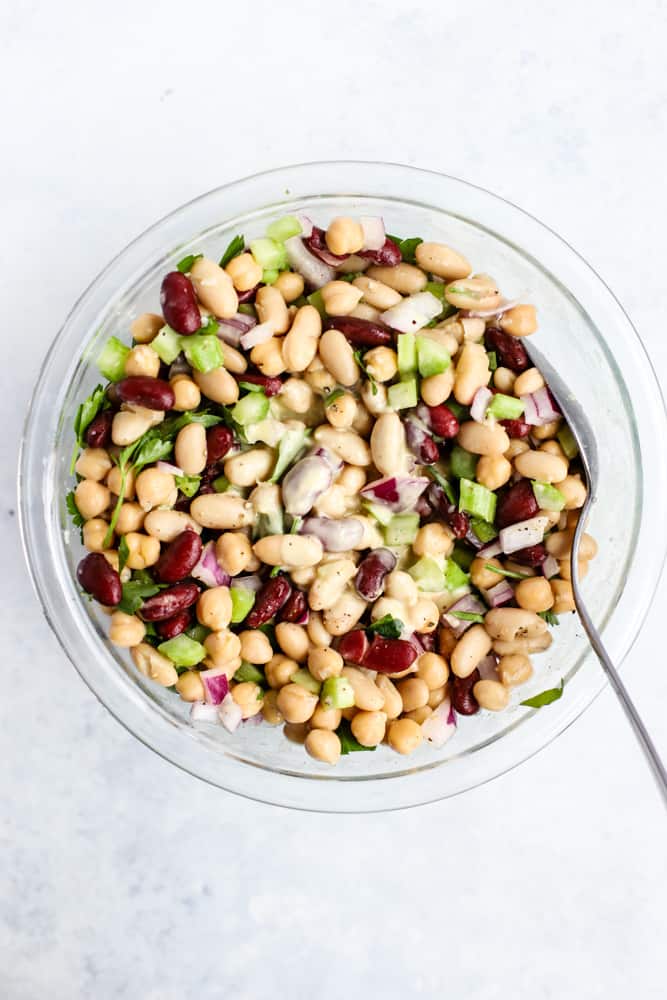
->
[[200, 668, 230, 705], [296, 213, 314, 238], [421, 698, 457, 747], [217, 313, 256, 347], [499, 515, 550, 555], [520, 386, 561, 427], [240, 321, 274, 350], [157, 461, 184, 477], [542, 554, 560, 579], [190, 702, 220, 724], [360, 475, 429, 514], [233, 574, 263, 592], [470, 386, 493, 423], [442, 595, 487, 636], [301, 516, 364, 552], [477, 653, 499, 680], [380, 291, 442, 334], [312, 446, 344, 476], [484, 580, 514, 607], [463, 298, 519, 318], [191, 540, 231, 589], [478, 539, 502, 559], [360, 216, 385, 251], [218, 693, 242, 732], [285, 235, 335, 288]]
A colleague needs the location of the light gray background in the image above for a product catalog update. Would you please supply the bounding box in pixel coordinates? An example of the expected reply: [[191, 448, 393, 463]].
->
[[2, 1, 666, 997]]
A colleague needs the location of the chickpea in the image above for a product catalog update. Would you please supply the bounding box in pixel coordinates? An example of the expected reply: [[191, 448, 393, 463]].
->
[[428, 685, 447, 709], [310, 704, 342, 731], [351, 710, 387, 748], [215, 532, 253, 576], [551, 579, 575, 614], [473, 679, 510, 711], [493, 367, 516, 393], [231, 681, 264, 719], [396, 677, 429, 712], [225, 252, 262, 292], [274, 270, 305, 304], [540, 440, 567, 461], [558, 558, 589, 581], [308, 647, 343, 682], [83, 518, 112, 552], [275, 622, 309, 663], [470, 556, 503, 590], [320, 280, 363, 316], [351, 402, 373, 437], [375, 674, 403, 719], [364, 347, 398, 383], [103, 550, 130, 583], [326, 393, 357, 429], [305, 728, 341, 764], [531, 419, 562, 442], [338, 465, 367, 495], [505, 439, 530, 461], [387, 718, 423, 755], [265, 654, 300, 689], [280, 377, 314, 414], [176, 670, 206, 702], [325, 217, 364, 256], [124, 531, 160, 569], [515, 577, 554, 613], [108, 610, 146, 647], [75, 479, 111, 521], [135, 468, 177, 512], [106, 464, 136, 500], [197, 587, 232, 631], [114, 502, 144, 535], [499, 304, 538, 338], [413, 522, 454, 558], [204, 630, 242, 670], [130, 312, 163, 344], [385, 570, 419, 605], [75, 448, 112, 482], [237, 630, 273, 665], [497, 653, 533, 687], [170, 375, 201, 412], [556, 475, 587, 510], [276, 683, 318, 724], [513, 367, 544, 397], [403, 705, 433, 724], [416, 653, 449, 690], [476, 455, 512, 491], [261, 689, 284, 725], [124, 344, 160, 378]]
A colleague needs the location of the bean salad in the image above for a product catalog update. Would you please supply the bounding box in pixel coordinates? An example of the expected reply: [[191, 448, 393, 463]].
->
[[69, 213, 596, 765]]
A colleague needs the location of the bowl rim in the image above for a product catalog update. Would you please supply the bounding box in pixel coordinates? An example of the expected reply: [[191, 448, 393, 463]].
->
[[18, 160, 667, 812]]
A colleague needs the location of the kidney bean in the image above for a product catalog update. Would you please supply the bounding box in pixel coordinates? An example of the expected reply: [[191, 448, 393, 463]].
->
[[155, 609, 192, 639], [206, 425, 234, 463], [154, 529, 203, 583], [84, 410, 114, 447], [139, 582, 200, 621], [305, 226, 347, 264], [451, 669, 480, 715], [174, 492, 191, 512], [323, 316, 392, 347], [160, 272, 201, 335], [77, 553, 122, 606], [427, 485, 469, 539], [511, 543, 547, 567], [362, 636, 418, 674], [419, 403, 459, 440], [235, 373, 283, 397], [277, 589, 308, 624], [496, 479, 539, 529], [337, 629, 369, 665], [357, 237, 402, 266], [116, 376, 175, 411], [500, 418, 530, 438], [245, 575, 292, 628], [355, 548, 397, 601], [485, 327, 529, 373], [237, 285, 258, 303], [405, 418, 439, 465], [415, 495, 431, 518]]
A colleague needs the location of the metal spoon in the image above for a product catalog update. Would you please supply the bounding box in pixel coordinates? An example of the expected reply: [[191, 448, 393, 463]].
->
[[524, 341, 667, 806]]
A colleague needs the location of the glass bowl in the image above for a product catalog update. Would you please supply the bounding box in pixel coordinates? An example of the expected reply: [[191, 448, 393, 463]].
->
[[19, 162, 667, 812]]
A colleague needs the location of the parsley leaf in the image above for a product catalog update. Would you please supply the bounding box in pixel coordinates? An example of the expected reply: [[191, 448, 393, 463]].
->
[[118, 535, 130, 573], [65, 490, 85, 528], [538, 610, 560, 626], [176, 253, 202, 273], [449, 611, 485, 623], [175, 474, 201, 498], [353, 350, 378, 395], [324, 388, 346, 408], [425, 466, 456, 505], [484, 563, 533, 581], [338, 719, 376, 754], [386, 234, 423, 264], [338, 272, 362, 283], [521, 680, 564, 708], [117, 577, 164, 615], [71, 384, 108, 472], [367, 614, 404, 639], [219, 234, 245, 269]]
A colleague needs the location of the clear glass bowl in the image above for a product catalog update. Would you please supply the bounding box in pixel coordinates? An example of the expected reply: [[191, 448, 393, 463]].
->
[[19, 162, 667, 812]]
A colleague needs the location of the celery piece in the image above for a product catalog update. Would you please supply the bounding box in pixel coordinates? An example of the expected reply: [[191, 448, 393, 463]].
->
[[181, 334, 224, 374], [213, 475, 231, 493], [486, 393, 525, 421], [416, 335, 451, 377], [266, 215, 302, 242], [397, 333, 417, 376], [384, 513, 420, 546], [231, 391, 270, 427], [262, 269, 279, 285], [230, 587, 256, 624], [408, 556, 445, 592], [290, 669, 321, 695], [444, 558, 470, 591], [97, 336, 130, 382], [532, 481, 566, 512], [307, 289, 327, 319], [152, 326, 184, 365], [269, 426, 309, 483], [470, 517, 497, 543], [387, 378, 418, 410], [557, 424, 579, 459], [449, 445, 478, 480], [321, 676, 355, 709], [451, 542, 475, 572], [362, 500, 394, 527], [458, 478, 497, 522], [234, 661, 265, 684], [249, 237, 288, 271], [157, 634, 206, 667]]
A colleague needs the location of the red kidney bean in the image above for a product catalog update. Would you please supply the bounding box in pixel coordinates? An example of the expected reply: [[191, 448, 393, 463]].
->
[[405, 418, 439, 465], [337, 629, 369, 665], [362, 636, 418, 674], [85, 410, 114, 448], [305, 226, 348, 264], [277, 589, 308, 624], [451, 670, 480, 715], [500, 418, 530, 438], [174, 493, 192, 512], [77, 553, 122, 606], [116, 376, 175, 411], [155, 609, 192, 639], [355, 548, 397, 601], [511, 543, 547, 567], [357, 237, 402, 266], [496, 479, 539, 529], [139, 582, 200, 621], [427, 485, 470, 539], [160, 272, 201, 335], [415, 495, 431, 518], [245, 575, 292, 628], [421, 403, 460, 439], [154, 530, 203, 584], [235, 373, 283, 397], [237, 285, 258, 303], [206, 425, 234, 463], [323, 316, 392, 347], [485, 328, 529, 373]]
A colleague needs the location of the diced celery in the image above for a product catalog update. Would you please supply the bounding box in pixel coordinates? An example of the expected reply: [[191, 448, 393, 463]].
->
[[321, 676, 355, 709], [408, 556, 445, 592], [255, 506, 284, 538], [470, 517, 497, 543], [487, 350, 498, 371], [397, 333, 417, 376], [444, 558, 470, 591], [290, 669, 321, 695], [213, 475, 231, 493], [230, 587, 256, 624], [459, 478, 497, 522], [424, 281, 446, 305], [557, 424, 579, 459], [262, 269, 279, 285], [451, 542, 475, 571], [151, 326, 184, 365], [266, 215, 302, 242], [446, 400, 469, 421], [384, 513, 420, 546], [307, 289, 327, 319], [532, 481, 566, 512], [270, 426, 309, 483], [449, 445, 478, 480], [157, 634, 206, 667], [416, 335, 451, 377], [97, 336, 130, 382], [181, 334, 224, 374], [238, 303, 256, 317], [249, 237, 288, 271], [231, 390, 270, 426], [387, 378, 418, 410], [362, 500, 394, 526], [186, 623, 210, 644], [486, 393, 525, 421], [234, 661, 265, 684]]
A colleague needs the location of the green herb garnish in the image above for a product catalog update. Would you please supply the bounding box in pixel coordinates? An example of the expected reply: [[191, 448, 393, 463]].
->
[[176, 253, 202, 273], [386, 234, 423, 264], [484, 563, 532, 580], [425, 466, 456, 505], [117, 577, 164, 615], [353, 349, 378, 395], [449, 611, 485, 623], [538, 610, 560, 626], [324, 388, 346, 408], [118, 535, 130, 573], [71, 384, 109, 472], [219, 234, 245, 269], [65, 490, 85, 529], [367, 614, 403, 639], [521, 680, 564, 708], [175, 474, 201, 498], [337, 719, 376, 754]]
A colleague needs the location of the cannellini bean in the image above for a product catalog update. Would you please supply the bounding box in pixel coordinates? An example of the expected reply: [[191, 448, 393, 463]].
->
[[320, 280, 363, 315], [143, 509, 202, 541], [341, 666, 384, 711], [314, 426, 371, 466], [421, 369, 455, 406], [190, 256, 238, 318], [499, 304, 538, 337], [256, 285, 290, 334], [308, 558, 357, 611], [319, 329, 360, 386], [131, 643, 178, 687], [353, 275, 402, 310], [253, 534, 324, 568], [451, 625, 493, 678], [454, 342, 491, 405], [457, 421, 509, 456], [193, 367, 239, 405], [415, 241, 471, 279], [366, 263, 427, 294], [445, 274, 501, 311], [514, 450, 568, 483], [251, 337, 287, 377], [282, 305, 321, 373], [323, 590, 367, 636], [174, 422, 207, 476], [190, 493, 254, 530], [484, 608, 548, 642], [370, 412, 406, 475], [224, 447, 274, 487]]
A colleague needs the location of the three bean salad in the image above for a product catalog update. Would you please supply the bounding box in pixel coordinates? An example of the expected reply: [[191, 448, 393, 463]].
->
[[69, 214, 597, 765]]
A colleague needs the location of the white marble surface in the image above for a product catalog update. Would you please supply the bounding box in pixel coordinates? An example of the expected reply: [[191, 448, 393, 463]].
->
[[2, 1, 667, 996]]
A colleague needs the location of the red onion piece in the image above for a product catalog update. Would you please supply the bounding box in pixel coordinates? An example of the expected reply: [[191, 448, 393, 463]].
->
[[191, 540, 230, 589], [200, 668, 230, 705], [157, 461, 184, 477], [296, 214, 314, 238], [233, 574, 263, 592], [285, 236, 335, 287], [240, 321, 274, 350], [484, 580, 514, 607], [478, 539, 503, 559], [421, 698, 457, 747], [217, 314, 255, 345], [305, 226, 349, 266], [520, 386, 561, 426], [360, 475, 429, 514], [190, 702, 220, 724], [499, 515, 550, 555], [442, 595, 487, 636], [542, 554, 560, 579], [218, 693, 243, 732], [360, 216, 385, 251], [470, 386, 493, 423]]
